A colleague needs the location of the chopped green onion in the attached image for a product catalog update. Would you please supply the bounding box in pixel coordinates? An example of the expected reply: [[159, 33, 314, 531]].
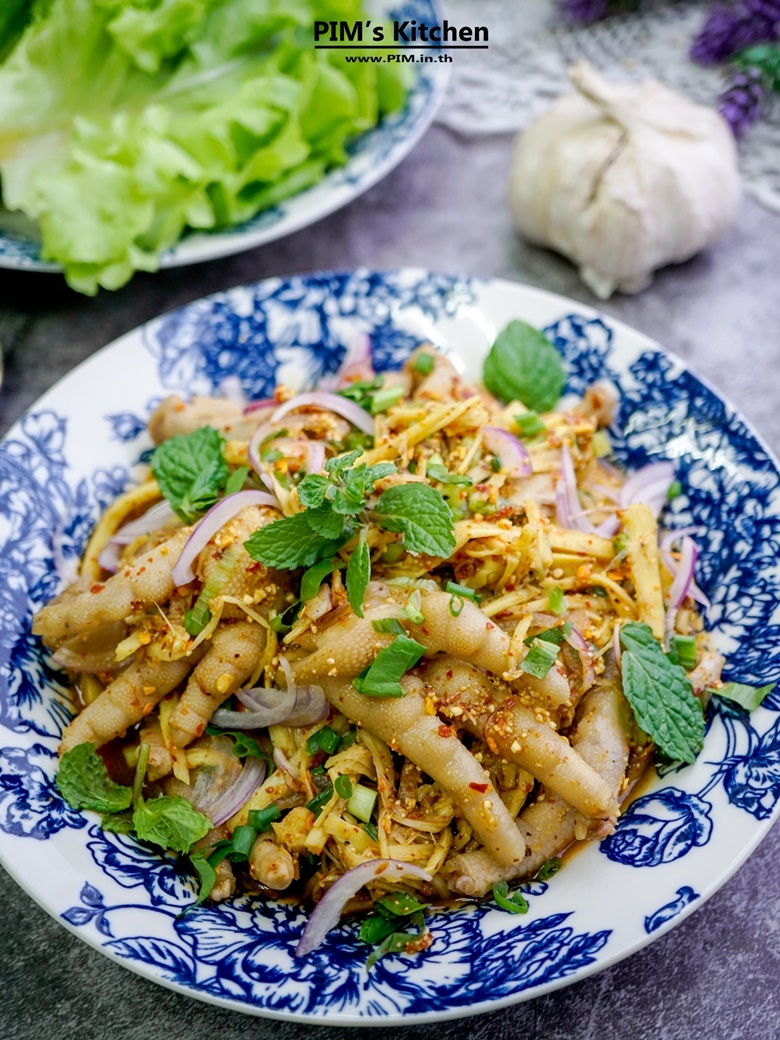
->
[[613, 533, 628, 555], [671, 635, 697, 670], [230, 824, 257, 860], [184, 604, 211, 637], [306, 787, 334, 818], [490, 456, 502, 472], [521, 639, 560, 679], [402, 590, 426, 626], [262, 446, 284, 464], [382, 542, 405, 563], [363, 821, 379, 841], [270, 601, 301, 634], [407, 460, 418, 475], [310, 764, 326, 776], [534, 857, 562, 881], [667, 480, 683, 501], [346, 782, 378, 822], [523, 622, 572, 647], [515, 412, 546, 439], [592, 430, 612, 458], [413, 353, 435, 376], [306, 726, 341, 756], [588, 585, 609, 598], [491, 880, 529, 914], [547, 586, 565, 615], [247, 805, 281, 832], [372, 618, 406, 635], [337, 731, 357, 752], [467, 492, 497, 515], [371, 386, 404, 415], [386, 577, 437, 591], [445, 581, 480, 602], [343, 431, 374, 452], [335, 775, 353, 800], [449, 595, 465, 617]]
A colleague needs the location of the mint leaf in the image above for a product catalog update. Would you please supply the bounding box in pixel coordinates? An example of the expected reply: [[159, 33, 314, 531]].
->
[[151, 426, 230, 524], [374, 484, 455, 558], [332, 462, 396, 515], [306, 503, 350, 540], [57, 743, 133, 814], [715, 682, 775, 712], [483, 320, 565, 412], [619, 622, 704, 764], [245, 513, 344, 569], [300, 557, 338, 601], [346, 529, 371, 618], [325, 449, 364, 477], [133, 795, 212, 853], [298, 474, 329, 509], [353, 635, 426, 698], [101, 810, 135, 834]]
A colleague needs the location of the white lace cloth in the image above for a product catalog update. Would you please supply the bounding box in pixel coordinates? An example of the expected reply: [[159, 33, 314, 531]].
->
[[436, 0, 780, 212]]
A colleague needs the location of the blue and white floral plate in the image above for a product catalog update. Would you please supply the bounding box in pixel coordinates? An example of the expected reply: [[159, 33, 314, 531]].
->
[[0, 0, 447, 276], [1, 269, 779, 1025]]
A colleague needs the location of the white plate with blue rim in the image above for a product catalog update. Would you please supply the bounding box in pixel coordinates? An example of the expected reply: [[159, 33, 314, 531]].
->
[[1, 268, 779, 1025], [0, 0, 448, 276]]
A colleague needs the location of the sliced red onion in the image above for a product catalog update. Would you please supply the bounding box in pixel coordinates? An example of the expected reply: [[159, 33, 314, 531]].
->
[[321, 332, 374, 390], [564, 626, 596, 690], [556, 444, 619, 537], [295, 859, 433, 957], [274, 746, 299, 779], [207, 756, 267, 828], [243, 397, 277, 415], [212, 685, 296, 730], [482, 427, 532, 479], [283, 684, 328, 726], [98, 542, 122, 574], [210, 681, 327, 730], [620, 461, 676, 517], [612, 623, 622, 668], [172, 490, 280, 586], [564, 626, 589, 654], [112, 500, 179, 545], [219, 376, 247, 407], [659, 526, 701, 553], [247, 425, 277, 492], [308, 584, 333, 622], [305, 440, 326, 475], [270, 392, 374, 436], [665, 535, 698, 638]]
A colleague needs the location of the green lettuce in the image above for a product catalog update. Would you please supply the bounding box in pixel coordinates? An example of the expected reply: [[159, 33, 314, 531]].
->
[[0, 0, 412, 294]]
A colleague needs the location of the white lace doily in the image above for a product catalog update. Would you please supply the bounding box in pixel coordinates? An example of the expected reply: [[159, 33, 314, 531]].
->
[[436, 0, 780, 212]]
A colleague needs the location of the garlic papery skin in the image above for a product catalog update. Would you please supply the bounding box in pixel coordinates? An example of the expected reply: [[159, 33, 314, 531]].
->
[[509, 62, 742, 299]]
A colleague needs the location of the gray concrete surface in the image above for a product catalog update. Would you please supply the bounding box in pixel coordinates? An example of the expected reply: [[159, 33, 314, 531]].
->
[[1, 123, 779, 1039]]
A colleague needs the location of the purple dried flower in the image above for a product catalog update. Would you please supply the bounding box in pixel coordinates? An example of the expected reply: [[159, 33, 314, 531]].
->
[[719, 65, 765, 135], [558, 0, 610, 22], [691, 6, 777, 64]]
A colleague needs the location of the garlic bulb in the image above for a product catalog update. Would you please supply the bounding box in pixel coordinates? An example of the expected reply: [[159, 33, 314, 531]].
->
[[509, 63, 741, 298]]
